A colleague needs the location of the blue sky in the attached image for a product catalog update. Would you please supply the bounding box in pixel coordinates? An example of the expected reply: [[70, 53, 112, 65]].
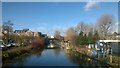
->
[[2, 2, 118, 36]]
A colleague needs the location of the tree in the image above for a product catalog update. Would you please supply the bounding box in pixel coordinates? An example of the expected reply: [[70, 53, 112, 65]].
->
[[65, 27, 78, 45], [75, 22, 95, 45], [2, 20, 13, 34], [0, 25, 2, 39], [87, 32, 93, 44], [31, 37, 44, 49], [2, 20, 13, 44], [54, 30, 61, 41], [93, 30, 99, 44], [76, 31, 84, 45], [96, 14, 114, 39], [83, 33, 88, 45], [75, 22, 87, 34]]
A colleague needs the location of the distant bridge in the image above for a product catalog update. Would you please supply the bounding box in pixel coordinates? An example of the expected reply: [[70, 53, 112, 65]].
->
[[99, 40, 120, 43]]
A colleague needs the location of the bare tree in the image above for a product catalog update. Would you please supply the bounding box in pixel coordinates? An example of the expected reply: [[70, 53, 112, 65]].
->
[[96, 14, 114, 39], [64, 27, 78, 45], [3, 20, 13, 33], [75, 21, 94, 36], [54, 30, 61, 40], [85, 24, 94, 34], [75, 21, 88, 34], [2, 20, 13, 44], [0, 25, 2, 39]]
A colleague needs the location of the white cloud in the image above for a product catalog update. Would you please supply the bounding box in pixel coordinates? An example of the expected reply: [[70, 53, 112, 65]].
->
[[85, 1, 98, 11]]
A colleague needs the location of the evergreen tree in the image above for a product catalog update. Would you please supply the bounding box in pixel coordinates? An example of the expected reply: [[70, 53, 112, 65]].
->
[[83, 33, 87, 45], [93, 31, 99, 44], [76, 31, 84, 45], [87, 32, 93, 44]]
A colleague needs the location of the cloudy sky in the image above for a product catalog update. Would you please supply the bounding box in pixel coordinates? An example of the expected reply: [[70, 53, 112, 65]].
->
[[2, 2, 118, 36]]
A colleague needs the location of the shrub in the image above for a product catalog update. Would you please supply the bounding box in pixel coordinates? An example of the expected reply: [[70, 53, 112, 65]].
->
[[31, 37, 44, 49]]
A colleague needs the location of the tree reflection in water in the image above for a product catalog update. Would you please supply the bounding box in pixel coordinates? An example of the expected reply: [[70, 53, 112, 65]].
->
[[53, 48, 61, 56], [13, 58, 26, 66], [32, 48, 44, 57], [4, 48, 44, 67], [64, 49, 110, 67]]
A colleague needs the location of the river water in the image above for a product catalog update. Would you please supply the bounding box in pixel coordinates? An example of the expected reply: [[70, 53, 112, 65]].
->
[[8, 48, 111, 67]]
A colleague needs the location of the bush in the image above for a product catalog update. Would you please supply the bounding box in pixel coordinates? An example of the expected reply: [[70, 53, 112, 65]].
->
[[31, 37, 44, 49], [2, 52, 9, 58]]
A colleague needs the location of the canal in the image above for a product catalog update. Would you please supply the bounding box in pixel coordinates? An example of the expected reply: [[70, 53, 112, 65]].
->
[[7, 48, 111, 67]]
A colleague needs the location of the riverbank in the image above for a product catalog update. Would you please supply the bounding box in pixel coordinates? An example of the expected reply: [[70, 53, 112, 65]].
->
[[2, 46, 30, 62], [2, 45, 44, 67], [65, 49, 112, 67], [68, 46, 119, 67], [107, 54, 120, 67], [2, 37, 45, 67]]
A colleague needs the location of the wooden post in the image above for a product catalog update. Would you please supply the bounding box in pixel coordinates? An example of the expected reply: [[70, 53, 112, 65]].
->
[[110, 54, 112, 63], [97, 50, 100, 59]]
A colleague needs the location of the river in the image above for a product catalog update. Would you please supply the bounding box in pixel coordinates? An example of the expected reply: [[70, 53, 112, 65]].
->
[[6, 48, 111, 67]]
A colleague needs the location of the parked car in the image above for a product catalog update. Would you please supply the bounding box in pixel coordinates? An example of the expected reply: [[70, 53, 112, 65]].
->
[[0, 40, 6, 48], [6, 44, 12, 47], [0, 44, 5, 48], [11, 43, 16, 46]]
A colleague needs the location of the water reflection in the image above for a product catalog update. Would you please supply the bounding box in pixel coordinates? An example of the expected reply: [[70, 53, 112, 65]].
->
[[64, 49, 110, 67], [8, 48, 78, 66], [13, 58, 25, 66], [53, 48, 61, 56], [5, 48, 115, 67]]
